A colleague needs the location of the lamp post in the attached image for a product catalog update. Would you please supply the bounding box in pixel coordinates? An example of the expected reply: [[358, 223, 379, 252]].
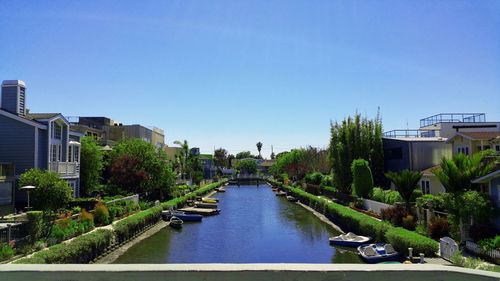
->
[[20, 185, 36, 211]]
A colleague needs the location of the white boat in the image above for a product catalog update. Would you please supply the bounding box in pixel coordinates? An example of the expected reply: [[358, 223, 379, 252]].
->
[[329, 232, 372, 247]]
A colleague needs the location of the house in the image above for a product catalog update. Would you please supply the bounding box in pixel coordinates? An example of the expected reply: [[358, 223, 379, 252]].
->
[[258, 159, 276, 174], [472, 170, 500, 229], [0, 80, 82, 210], [199, 154, 215, 179], [419, 165, 446, 196], [0, 162, 15, 216], [445, 131, 500, 156]]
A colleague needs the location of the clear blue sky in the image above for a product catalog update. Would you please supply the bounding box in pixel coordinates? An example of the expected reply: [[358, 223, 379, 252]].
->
[[1, 1, 499, 157]]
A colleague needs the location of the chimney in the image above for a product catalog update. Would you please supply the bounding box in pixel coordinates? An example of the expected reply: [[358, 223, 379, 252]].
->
[[1, 80, 27, 116]]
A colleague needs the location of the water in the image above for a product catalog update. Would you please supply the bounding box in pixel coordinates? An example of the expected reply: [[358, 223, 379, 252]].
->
[[113, 185, 362, 263]]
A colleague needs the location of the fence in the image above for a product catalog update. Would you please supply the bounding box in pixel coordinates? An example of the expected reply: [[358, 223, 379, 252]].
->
[[105, 194, 139, 205], [0, 222, 28, 244], [362, 199, 392, 215], [465, 241, 500, 261], [440, 237, 458, 261]]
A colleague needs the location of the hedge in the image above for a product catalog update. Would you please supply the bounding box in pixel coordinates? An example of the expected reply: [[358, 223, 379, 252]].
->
[[113, 206, 163, 242], [13, 229, 114, 264], [269, 179, 438, 257], [160, 180, 226, 210]]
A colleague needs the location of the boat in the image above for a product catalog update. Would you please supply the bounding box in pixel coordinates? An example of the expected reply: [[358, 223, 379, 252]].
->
[[329, 232, 371, 247], [272, 188, 279, 192], [357, 243, 399, 263], [162, 210, 202, 222], [169, 216, 183, 229], [215, 187, 226, 192], [286, 195, 298, 202], [202, 198, 218, 203], [194, 202, 219, 209], [275, 191, 287, 196]]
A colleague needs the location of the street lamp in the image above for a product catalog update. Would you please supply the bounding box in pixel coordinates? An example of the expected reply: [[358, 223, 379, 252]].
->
[[20, 185, 36, 211]]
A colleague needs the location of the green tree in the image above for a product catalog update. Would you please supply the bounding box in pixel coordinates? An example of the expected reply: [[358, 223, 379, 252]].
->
[[256, 142, 263, 158], [19, 169, 73, 238], [214, 148, 228, 168], [237, 159, 258, 174], [174, 140, 190, 180], [351, 159, 373, 198], [80, 136, 103, 197], [236, 151, 252, 159], [328, 111, 384, 193], [270, 152, 276, 159], [385, 169, 422, 211]]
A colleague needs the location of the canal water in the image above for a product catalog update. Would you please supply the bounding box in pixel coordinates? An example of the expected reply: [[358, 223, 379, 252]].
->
[[113, 185, 362, 263]]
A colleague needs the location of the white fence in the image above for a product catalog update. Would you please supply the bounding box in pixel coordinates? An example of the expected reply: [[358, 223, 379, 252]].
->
[[362, 198, 392, 215], [466, 241, 500, 260]]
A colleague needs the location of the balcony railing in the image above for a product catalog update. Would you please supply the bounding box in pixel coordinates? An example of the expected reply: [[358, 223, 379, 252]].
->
[[420, 113, 486, 127], [49, 162, 80, 177], [0, 163, 15, 178]]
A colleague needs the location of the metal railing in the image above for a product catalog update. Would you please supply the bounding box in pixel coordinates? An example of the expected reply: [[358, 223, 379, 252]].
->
[[420, 113, 486, 127], [49, 162, 80, 176]]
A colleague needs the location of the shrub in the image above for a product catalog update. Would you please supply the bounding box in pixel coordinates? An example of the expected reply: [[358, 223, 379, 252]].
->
[[385, 227, 438, 257], [410, 189, 423, 202], [320, 174, 334, 188], [386, 191, 403, 205], [80, 209, 94, 232], [113, 206, 162, 242], [371, 187, 385, 202], [402, 215, 415, 231], [380, 205, 408, 226], [0, 243, 14, 261], [351, 159, 373, 198], [428, 217, 451, 240], [94, 202, 110, 225], [305, 172, 324, 185], [26, 211, 43, 243], [50, 225, 66, 243]]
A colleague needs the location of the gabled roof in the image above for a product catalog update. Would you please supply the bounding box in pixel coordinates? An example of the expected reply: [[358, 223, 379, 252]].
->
[[472, 170, 500, 184], [421, 164, 441, 176], [0, 109, 47, 129], [446, 131, 500, 143], [26, 113, 69, 124]]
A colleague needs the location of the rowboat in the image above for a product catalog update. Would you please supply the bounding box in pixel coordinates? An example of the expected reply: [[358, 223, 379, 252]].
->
[[162, 210, 202, 222], [357, 243, 399, 263], [202, 198, 218, 203], [329, 232, 371, 247], [169, 216, 183, 229], [275, 191, 286, 196], [194, 202, 218, 209], [286, 196, 298, 202]]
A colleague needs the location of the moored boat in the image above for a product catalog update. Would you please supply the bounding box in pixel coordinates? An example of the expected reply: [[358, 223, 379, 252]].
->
[[215, 187, 226, 192], [169, 216, 183, 229], [194, 202, 219, 209], [357, 243, 399, 263], [272, 188, 279, 192], [275, 191, 286, 196], [329, 232, 371, 247], [162, 210, 202, 222], [286, 195, 298, 202], [202, 198, 218, 203]]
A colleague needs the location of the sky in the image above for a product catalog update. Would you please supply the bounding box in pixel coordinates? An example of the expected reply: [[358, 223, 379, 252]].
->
[[1, 1, 499, 157]]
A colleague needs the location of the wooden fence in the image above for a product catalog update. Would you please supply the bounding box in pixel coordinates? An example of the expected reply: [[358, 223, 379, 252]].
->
[[466, 241, 500, 261]]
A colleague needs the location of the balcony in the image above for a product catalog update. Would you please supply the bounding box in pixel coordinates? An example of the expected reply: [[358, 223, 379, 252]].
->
[[420, 113, 486, 128], [49, 162, 80, 177]]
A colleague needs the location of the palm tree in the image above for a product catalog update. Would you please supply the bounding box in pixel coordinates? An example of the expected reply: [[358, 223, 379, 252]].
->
[[256, 142, 263, 158], [385, 169, 422, 211], [174, 140, 189, 180]]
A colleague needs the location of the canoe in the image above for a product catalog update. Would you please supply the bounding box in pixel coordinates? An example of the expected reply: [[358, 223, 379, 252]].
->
[[286, 196, 298, 202], [202, 198, 218, 203], [357, 243, 399, 263], [162, 210, 202, 222], [329, 232, 371, 247], [194, 202, 219, 209], [169, 216, 183, 229]]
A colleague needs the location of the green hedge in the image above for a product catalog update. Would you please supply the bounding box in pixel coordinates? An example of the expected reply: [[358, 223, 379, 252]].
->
[[13, 229, 114, 264], [385, 227, 438, 257], [269, 179, 438, 257], [160, 180, 226, 210], [113, 206, 162, 242]]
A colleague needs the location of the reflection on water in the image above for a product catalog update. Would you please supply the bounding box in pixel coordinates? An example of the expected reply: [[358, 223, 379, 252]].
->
[[113, 185, 362, 264]]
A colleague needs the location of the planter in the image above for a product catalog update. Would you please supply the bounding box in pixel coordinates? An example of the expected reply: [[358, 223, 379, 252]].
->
[[349, 206, 382, 219]]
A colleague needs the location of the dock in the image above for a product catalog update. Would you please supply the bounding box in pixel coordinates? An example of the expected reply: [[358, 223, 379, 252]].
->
[[178, 207, 221, 216]]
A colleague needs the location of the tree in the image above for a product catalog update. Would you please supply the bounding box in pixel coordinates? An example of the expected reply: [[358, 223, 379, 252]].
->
[[270, 152, 276, 159], [237, 159, 258, 174], [227, 154, 236, 168], [351, 159, 373, 198], [109, 154, 148, 194], [19, 169, 73, 238], [236, 151, 252, 159], [80, 136, 103, 197], [256, 142, 263, 158], [214, 148, 228, 168], [328, 112, 384, 193], [385, 169, 422, 211], [174, 140, 190, 180]]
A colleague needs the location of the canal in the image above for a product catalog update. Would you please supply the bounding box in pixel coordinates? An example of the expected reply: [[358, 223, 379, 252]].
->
[[113, 184, 362, 263]]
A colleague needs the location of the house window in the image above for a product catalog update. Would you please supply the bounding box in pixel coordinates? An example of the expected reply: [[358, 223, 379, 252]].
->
[[421, 179, 430, 195], [74, 147, 79, 162], [67, 181, 76, 196], [457, 147, 469, 155], [58, 145, 62, 161], [51, 144, 57, 162], [68, 146, 73, 162], [52, 123, 62, 139], [496, 145, 500, 153], [0, 182, 13, 206]]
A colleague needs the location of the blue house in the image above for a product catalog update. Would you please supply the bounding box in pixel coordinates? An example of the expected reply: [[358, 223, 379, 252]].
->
[[0, 80, 82, 211]]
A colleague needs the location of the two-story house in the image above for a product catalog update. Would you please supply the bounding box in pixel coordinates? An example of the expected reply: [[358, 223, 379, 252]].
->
[[0, 80, 81, 210]]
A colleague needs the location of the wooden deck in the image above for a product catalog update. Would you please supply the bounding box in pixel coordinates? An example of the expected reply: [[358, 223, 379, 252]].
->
[[178, 207, 221, 216]]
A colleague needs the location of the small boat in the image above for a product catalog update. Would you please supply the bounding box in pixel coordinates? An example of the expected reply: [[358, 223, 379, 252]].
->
[[215, 187, 226, 192], [194, 202, 218, 209], [329, 232, 371, 247], [169, 216, 183, 229], [275, 191, 286, 196], [286, 195, 298, 202], [357, 243, 399, 263], [272, 188, 279, 192], [202, 198, 218, 203], [162, 210, 202, 222]]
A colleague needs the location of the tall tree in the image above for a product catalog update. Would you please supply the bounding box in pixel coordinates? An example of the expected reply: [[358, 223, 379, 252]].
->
[[80, 136, 103, 197], [174, 140, 190, 180], [385, 169, 422, 211], [214, 148, 228, 168], [256, 142, 263, 158], [351, 159, 374, 198]]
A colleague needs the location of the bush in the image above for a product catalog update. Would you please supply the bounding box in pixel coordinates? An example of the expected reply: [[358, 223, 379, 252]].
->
[[410, 189, 423, 202], [0, 243, 14, 261], [402, 215, 415, 231], [305, 172, 324, 185], [113, 206, 162, 242], [385, 227, 438, 257], [351, 159, 373, 198], [80, 209, 94, 232], [380, 205, 408, 226], [371, 187, 385, 202], [94, 202, 110, 225], [160, 180, 226, 210], [26, 211, 43, 243], [13, 229, 114, 264], [428, 217, 451, 240]]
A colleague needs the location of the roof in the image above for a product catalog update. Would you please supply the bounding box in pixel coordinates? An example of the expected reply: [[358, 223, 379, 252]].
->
[[2, 80, 25, 87], [25, 113, 60, 121], [0, 109, 47, 129], [259, 160, 276, 167], [446, 131, 500, 143], [472, 170, 500, 184], [421, 164, 441, 176]]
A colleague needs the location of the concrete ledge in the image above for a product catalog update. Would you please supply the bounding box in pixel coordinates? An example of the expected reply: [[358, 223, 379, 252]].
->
[[1, 264, 499, 281]]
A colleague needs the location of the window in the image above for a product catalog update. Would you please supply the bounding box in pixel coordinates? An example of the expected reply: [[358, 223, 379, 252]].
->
[[68, 146, 73, 162], [58, 145, 62, 161], [496, 145, 500, 153], [74, 147, 79, 162], [51, 144, 57, 162], [457, 146, 469, 155], [0, 182, 13, 206], [54, 123, 62, 139], [421, 179, 430, 195]]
